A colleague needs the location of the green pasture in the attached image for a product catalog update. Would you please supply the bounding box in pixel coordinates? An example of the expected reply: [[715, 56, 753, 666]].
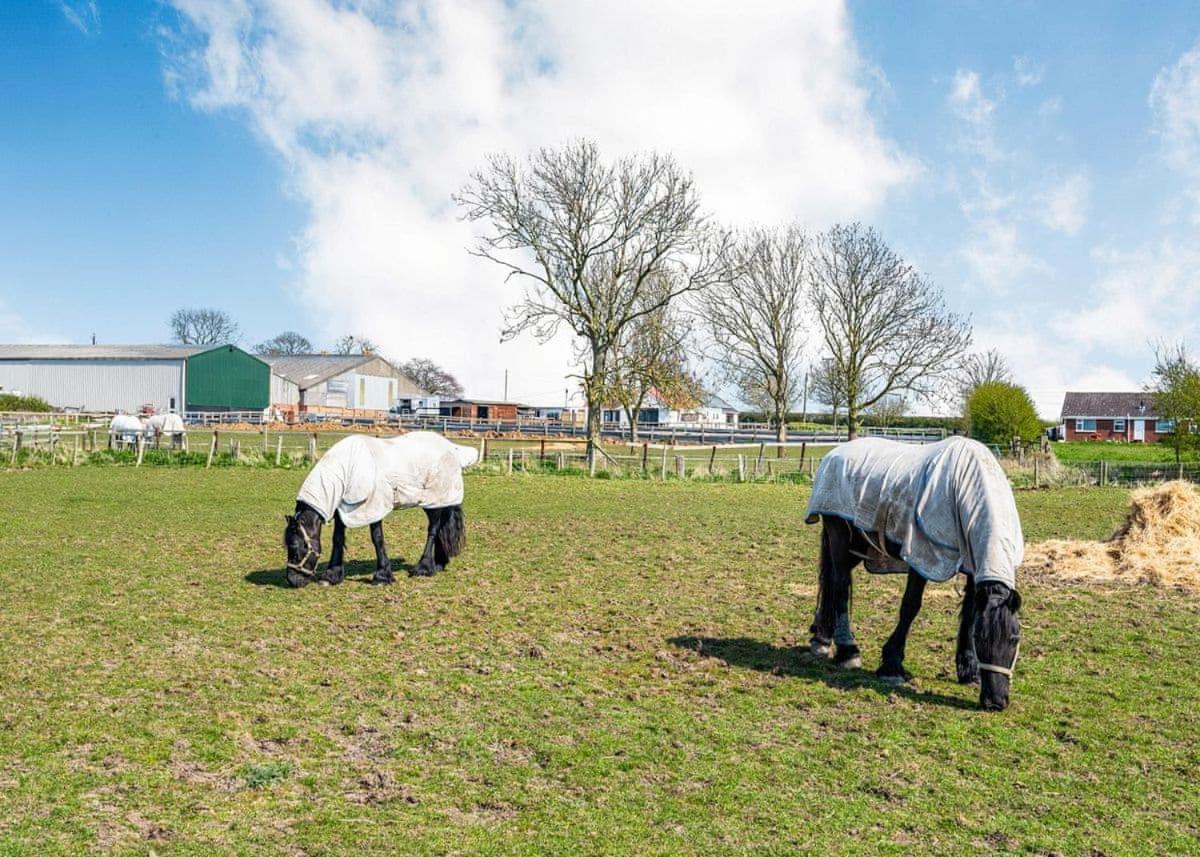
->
[[1053, 440, 1197, 463], [0, 469, 1196, 855]]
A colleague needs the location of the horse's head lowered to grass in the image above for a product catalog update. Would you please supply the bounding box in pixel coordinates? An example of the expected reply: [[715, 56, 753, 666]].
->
[[283, 505, 324, 587], [974, 581, 1022, 711]]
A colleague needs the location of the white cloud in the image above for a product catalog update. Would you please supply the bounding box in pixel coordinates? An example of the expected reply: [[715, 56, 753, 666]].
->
[[1038, 96, 1062, 118], [960, 219, 1051, 293], [58, 1, 101, 36], [1013, 55, 1043, 87], [162, 0, 914, 400], [1151, 40, 1200, 176], [949, 68, 996, 126], [1041, 172, 1089, 235]]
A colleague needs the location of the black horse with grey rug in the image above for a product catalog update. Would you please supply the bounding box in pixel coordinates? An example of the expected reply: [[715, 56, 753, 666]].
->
[[806, 437, 1024, 711]]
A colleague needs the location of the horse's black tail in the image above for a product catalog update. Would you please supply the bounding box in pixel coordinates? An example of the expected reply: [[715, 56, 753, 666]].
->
[[435, 504, 466, 564]]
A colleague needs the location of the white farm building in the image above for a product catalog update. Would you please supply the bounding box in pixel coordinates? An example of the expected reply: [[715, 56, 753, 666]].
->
[[264, 354, 427, 419], [600, 391, 739, 429]]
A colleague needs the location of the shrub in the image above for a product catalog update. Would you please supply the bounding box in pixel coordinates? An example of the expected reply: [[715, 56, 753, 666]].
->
[[965, 382, 1042, 445], [0, 393, 51, 412]]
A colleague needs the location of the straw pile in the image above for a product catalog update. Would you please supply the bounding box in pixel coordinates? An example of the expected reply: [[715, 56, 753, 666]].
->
[[1022, 480, 1200, 589]]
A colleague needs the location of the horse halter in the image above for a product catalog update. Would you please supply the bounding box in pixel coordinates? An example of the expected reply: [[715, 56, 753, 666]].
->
[[286, 520, 320, 579], [977, 639, 1020, 679]]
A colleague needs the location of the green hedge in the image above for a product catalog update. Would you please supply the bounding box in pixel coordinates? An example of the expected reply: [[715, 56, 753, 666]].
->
[[0, 394, 52, 412]]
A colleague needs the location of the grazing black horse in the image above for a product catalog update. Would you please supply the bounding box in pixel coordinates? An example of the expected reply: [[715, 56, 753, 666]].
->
[[809, 517, 1022, 711], [284, 502, 465, 587], [281, 431, 475, 587], [806, 437, 1024, 711]]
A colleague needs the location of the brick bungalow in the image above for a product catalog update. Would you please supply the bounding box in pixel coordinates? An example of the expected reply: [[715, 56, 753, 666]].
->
[[1060, 391, 1176, 442]]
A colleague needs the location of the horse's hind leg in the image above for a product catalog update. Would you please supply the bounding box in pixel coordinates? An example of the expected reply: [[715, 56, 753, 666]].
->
[[955, 574, 979, 684], [810, 518, 860, 667], [411, 509, 439, 577], [369, 520, 394, 585], [877, 570, 927, 683]]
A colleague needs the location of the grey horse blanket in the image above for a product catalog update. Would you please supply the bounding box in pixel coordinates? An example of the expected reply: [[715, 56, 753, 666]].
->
[[805, 437, 1023, 587], [298, 431, 479, 528]]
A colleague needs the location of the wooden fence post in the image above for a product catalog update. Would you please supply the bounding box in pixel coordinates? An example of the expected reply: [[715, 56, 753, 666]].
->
[[642, 442, 649, 473], [798, 441, 807, 474], [309, 433, 318, 461], [207, 430, 218, 469], [660, 445, 668, 481], [135, 434, 146, 467], [540, 438, 546, 462], [1034, 457, 1040, 488], [507, 448, 514, 475], [589, 451, 597, 477], [276, 435, 283, 466], [73, 433, 81, 466], [737, 454, 746, 482], [709, 445, 718, 475], [675, 455, 685, 479]]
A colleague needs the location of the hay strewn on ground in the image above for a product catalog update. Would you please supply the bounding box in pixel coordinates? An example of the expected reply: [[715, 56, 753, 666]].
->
[[1022, 480, 1200, 588]]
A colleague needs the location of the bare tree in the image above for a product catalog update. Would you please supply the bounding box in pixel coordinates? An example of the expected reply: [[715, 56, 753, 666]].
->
[[170, 308, 239, 345], [958, 348, 1012, 403], [866, 392, 908, 428], [398, 358, 464, 398], [606, 289, 702, 442], [701, 225, 808, 442], [810, 223, 971, 439], [457, 140, 721, 458], [254, 331, 312, 356], [810, 358, 848, 429], [333, 335, 379, 355]]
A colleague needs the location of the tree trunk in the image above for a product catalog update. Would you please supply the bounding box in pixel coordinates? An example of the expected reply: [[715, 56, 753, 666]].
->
[[586, 346, 608, 463], [775, 399, 787, 444], [847, 401, 859, 440], [625, 404, 639, 444]]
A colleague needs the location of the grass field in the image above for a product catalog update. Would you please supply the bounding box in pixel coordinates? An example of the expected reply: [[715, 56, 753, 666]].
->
[[1, 469, 1197, 855], [1053, 440, 1197, 464]]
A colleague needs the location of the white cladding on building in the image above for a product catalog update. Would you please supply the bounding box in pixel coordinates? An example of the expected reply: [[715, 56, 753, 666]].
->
[[264, 354, 426, 414], [0, 344, 200, 412], [601, 391, 739, 429]]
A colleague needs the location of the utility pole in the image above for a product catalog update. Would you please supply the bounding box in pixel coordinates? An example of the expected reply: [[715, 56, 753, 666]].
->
[[503, 369, 508, 401]]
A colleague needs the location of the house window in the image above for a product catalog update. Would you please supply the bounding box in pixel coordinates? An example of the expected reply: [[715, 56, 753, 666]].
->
[[637, 408, 660, 425], [602, 409, 622, 423], [1112, 419, 1125, 432], [1156, 419, 1175, 433], [1075, 418, 1097, 432]]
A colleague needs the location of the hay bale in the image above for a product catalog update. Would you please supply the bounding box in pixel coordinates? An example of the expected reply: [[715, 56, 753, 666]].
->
[[1022, 480, 1200, 589]]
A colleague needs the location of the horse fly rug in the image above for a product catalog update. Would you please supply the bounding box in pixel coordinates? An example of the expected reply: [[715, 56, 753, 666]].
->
[[298, 431, 480, 528], [805, 436, 1023, 587]]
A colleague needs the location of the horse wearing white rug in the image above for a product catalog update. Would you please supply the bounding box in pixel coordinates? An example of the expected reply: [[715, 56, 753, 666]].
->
[[806, 437, 1024, 711], [144, 413, 185, 448], [108, 414, 145, 449], [283, 431, 479, 587]]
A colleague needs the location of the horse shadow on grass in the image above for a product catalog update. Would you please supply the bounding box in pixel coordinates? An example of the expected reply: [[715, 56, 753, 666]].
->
[[244, 559, 409, 588], [667, 635, 975, 710]]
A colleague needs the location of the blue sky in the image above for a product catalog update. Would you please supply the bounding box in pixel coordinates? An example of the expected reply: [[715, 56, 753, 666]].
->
[[3, 1, 1200, 415]]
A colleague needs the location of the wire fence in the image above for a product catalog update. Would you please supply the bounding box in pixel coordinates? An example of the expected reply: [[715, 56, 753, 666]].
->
[[3, 418, 1199, 489]]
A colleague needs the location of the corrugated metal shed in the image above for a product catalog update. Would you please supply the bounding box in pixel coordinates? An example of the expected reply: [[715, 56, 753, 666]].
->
[[0, 345, 195, 412], [186, 346, 270, 411]]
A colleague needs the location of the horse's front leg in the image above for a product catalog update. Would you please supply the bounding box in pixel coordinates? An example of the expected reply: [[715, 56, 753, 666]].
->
[[955, 573, 979, 684], [411, 509, 440, 577], [877, 570, 927, 683], [318, 515, 346, 585], [369, 519, 395, 585]]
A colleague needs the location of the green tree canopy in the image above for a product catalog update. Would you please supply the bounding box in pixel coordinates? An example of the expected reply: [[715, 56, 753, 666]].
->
[[965, 381, 1041, 445]]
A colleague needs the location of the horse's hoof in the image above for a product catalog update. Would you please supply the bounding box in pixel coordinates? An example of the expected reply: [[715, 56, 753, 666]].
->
[[810, 641, 833, 658], [877, 673, 907, 685], [409, 567, 434, 578], [835, 655, 862, 670]]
